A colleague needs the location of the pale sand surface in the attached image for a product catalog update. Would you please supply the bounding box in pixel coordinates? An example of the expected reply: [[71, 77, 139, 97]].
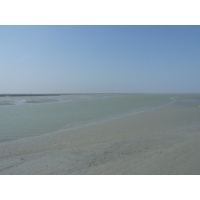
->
[[0, 101, 200, 175]]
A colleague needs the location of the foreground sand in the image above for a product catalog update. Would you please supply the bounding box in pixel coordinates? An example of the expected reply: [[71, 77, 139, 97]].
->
[[0, 100, 200, 175]]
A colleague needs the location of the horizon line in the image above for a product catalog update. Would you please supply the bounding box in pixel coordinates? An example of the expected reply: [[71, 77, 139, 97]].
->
[[0, 92, 199, 97]]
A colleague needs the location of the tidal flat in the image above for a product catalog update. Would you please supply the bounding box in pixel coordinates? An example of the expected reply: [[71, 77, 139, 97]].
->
[[0, 93, 200, 174]]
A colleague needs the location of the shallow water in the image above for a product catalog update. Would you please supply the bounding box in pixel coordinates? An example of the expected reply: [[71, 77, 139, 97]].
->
[[0, 93, 174, 143]]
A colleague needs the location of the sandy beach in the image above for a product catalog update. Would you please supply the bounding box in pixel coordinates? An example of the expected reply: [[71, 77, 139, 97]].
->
[[0, 98, 200, 175]]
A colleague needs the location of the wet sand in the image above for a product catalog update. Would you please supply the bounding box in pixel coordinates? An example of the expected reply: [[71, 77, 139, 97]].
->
[[0, 99, 200, 175]]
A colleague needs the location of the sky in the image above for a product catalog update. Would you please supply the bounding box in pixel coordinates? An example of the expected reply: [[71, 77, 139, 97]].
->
[[1, 25, 200, 94]]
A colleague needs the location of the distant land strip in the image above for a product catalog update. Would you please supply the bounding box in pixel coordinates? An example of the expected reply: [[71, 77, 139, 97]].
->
[[0, 93, 80, 97], [0, 93, 122, 97]]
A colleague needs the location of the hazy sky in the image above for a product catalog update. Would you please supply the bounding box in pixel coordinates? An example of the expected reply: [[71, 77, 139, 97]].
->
[[1, 25, 200, 93]]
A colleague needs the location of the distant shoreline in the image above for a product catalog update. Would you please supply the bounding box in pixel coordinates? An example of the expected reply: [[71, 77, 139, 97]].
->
[[0, 93, 111, 97], [1, 92, 199, 97]]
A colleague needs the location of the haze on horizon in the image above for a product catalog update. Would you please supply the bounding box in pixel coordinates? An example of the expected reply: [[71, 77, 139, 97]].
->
[[1, 25, 200, 94]]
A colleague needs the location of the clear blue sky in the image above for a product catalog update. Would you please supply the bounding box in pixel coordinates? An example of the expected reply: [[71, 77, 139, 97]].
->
[[1, 25, 200, 93]]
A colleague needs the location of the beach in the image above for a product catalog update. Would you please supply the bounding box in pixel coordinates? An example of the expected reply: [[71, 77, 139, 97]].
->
[[0, 95, 200, 175]]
